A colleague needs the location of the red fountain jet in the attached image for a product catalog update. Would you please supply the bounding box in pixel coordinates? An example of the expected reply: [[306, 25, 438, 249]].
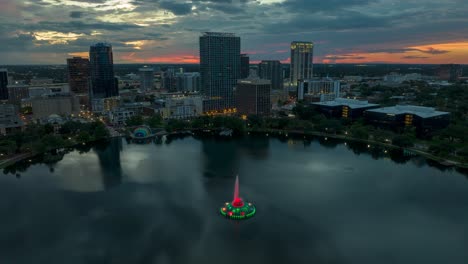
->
[[232, 175, 244, 207], [219, 175, 256, 220]]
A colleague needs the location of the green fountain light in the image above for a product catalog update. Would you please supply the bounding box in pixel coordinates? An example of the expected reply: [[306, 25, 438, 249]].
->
[[220, 175, 256, 220]]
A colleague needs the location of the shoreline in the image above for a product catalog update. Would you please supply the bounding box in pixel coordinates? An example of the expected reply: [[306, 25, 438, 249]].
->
[[2, 129, 467, 170]]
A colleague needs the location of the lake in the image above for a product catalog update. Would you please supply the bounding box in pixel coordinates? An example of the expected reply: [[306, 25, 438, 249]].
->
[[1, 136, 467, 264]]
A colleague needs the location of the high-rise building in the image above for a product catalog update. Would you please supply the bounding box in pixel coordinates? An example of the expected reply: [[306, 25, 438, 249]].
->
[[240, 54, 250, 79], [258, 60, 283, 90], [437, 64, 462, 82], [175, 72, 201, 92], [139, 66, 154, 91], [7, 84, 29, 105], [67, 57, 90, 94], [200, 32, 240, 112], [290, 41, 314, 89], [236, 76, 271, 116], [89, 43, 118, 100], [161, 68, 177, 92], [0, 69, 9, 100]]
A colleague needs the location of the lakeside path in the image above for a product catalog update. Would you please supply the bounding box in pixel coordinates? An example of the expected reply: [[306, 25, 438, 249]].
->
[[0, 153, 34, 169], [246, 128, 467, 169]]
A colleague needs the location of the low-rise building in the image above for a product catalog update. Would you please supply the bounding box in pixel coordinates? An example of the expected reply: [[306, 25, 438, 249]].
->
[[297, 79, 340, 102], [0, 103, 23, 135], [312, 98, 380, 119], [108, 108, 137, 126], [163, 95, 203, 119], [365, 105, 450, 135], [26, 93, 80, 120]]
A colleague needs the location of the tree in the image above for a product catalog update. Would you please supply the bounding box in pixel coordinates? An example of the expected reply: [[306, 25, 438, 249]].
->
[[125, 115, 144, 127], [77, 131, 91, 143], [93, 123, 110, 140], [392, 135, 414, 148], [0, 140, 17, 155], [145, 115, 163, 128], [350, 125, 369, 140]]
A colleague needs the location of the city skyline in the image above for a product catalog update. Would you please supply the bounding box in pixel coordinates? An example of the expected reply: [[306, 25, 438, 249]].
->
[[0, 0, 467, 65]]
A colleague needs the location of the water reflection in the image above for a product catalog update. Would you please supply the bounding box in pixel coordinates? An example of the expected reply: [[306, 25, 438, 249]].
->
[[94, 138, 123, 190], [1, 136, 468, 263]]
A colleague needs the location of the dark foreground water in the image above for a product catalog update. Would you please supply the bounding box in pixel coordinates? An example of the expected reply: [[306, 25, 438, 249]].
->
[[1, 136, 467, 264]]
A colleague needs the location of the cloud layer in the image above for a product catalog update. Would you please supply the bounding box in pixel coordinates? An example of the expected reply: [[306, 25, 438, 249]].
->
[[0, 0, 467, 64]]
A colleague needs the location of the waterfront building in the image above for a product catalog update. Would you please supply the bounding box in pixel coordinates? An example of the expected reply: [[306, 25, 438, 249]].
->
[[89, 43, 118, 101], [200, 32, 240, 112], [108, 107, 138, 126], [312, 98, 379, 119], [365, 105, 450, 135], [258, 60, 283, 90], [139, 66, 155, 91], [67, 57, 90, 94], [160, 95, 203, 119], [290, 41, 314, 89], [297, 79, 340, 102], [0, 103, 23, 135], [7, 84, 29, 105], [240, 54, 250, 79], [0, 69, 8, 100], [236, 74, 271, 116]]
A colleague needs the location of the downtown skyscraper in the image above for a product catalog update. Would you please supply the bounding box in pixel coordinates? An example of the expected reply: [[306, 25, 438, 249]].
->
[[0, 69, 8, 100], [290, 41, 314, 88], [89, 43, 118, 100], [67, 57, 90, 94], [200, 32, 240, 112], [258, 60, 283, 90]]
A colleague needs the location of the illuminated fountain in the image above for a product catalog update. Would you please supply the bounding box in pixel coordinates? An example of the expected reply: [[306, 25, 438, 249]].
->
[[220, 175, 256, 220]]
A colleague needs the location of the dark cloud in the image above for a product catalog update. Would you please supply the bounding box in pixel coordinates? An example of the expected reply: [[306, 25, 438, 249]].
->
[[29, 21, 142, 33], [417, 47, 450, 55], [278, 0, 377, 12], [69, 11, 83, 18], [159, 1, 192, 15], [402, 56, 429, 59]]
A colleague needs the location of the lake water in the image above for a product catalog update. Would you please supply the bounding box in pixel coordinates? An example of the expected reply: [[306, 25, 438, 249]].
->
[[1, 136, 467, 264]]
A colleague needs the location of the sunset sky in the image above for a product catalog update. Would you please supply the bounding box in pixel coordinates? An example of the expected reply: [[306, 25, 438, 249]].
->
[[0, 0, 467, 64]]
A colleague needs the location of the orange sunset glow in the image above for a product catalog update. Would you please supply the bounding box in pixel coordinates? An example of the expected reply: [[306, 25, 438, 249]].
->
[[322, 41, 468, 64]]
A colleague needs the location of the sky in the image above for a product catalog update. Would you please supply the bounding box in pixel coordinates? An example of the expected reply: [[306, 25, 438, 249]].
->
[[0, 0, 467, 65]]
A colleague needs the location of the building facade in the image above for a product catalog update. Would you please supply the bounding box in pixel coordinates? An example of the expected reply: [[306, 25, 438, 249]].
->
[[175, 72, 201, 92], [139, 66, 154, 91], [0, 69, 8, 100], [290, 41, 314, 88], [0, 103, 23, 135], [200, 32, 241, 112], [28, 93, 80, 119], [258, 60, 283, 90], [297, 79, 340, 102], [240, 54, 250, 79], [236, 78, 271, 116], [67, 57, 90, 94], [312, 98, 380, 119], [365, 105, 450, 136], [89, 43, 118, 100], [7, 85, 29, 105], [437, 64, 462, 82]]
